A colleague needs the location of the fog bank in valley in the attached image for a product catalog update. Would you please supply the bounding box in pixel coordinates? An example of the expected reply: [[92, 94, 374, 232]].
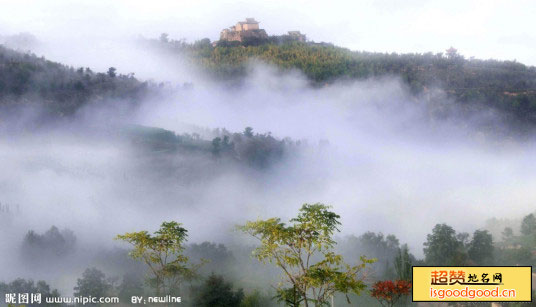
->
[[1, 31, 536, 297]]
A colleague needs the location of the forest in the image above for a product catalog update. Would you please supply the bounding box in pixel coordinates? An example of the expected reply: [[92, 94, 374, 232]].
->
[[149, 35, 536, 129], [1, 203, 535, 306], [0, 45, 150, 119], [3, 38, 536, 131]]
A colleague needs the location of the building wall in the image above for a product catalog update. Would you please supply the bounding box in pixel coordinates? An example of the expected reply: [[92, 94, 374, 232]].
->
[[240, 29, 268, 40], [220, 30, 243, 41], [243, 23, 259, 31]]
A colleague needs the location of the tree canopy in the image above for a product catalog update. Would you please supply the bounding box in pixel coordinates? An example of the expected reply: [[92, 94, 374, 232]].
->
[[116, 221, 203, 295], [238, 203, 374, 306], [152, 36, 536, 128], [423, 224, 466, 265]]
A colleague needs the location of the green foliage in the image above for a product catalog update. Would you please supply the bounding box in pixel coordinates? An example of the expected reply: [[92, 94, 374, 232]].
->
[[520, 213, 536, 235], [467, 230, 494, 265], [274, 286, 304, 307], [186, 242, 235, 275], [124, 125, 295, 169], [115, 221, 202, 295], [341, 232, 400, 280], [501, 227, 514, 241], [117, 272, 144, 303], [73, 268, 111, 304], [423, 224, 467, 265], [238, 203, 375, 306], [192, 274, 244, 307], [153, 37, 536, 126], [494, 212, 536, 266], [0, 45, 149, 117], [423, 226, 495, 266], [394, 244, 412, 281], [240, 289, 272, 307]]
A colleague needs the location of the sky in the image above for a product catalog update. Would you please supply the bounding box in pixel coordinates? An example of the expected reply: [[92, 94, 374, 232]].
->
[[0, 0, 535, 65]]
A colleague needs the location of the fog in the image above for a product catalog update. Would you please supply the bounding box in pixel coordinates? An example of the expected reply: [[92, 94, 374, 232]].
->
[[2, 61, 535, 261], [2, 2, 536, 299]]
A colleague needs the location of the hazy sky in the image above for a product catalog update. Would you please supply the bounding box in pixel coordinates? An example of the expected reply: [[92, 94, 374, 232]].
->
[[0, 0, 535, 65]]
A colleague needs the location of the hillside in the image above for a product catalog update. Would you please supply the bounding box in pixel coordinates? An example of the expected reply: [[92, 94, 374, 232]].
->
[[3, 37, 536, 128], [0, 44, 300, 170], [0, 45, 150, 118], [152, 37, 536, 126]]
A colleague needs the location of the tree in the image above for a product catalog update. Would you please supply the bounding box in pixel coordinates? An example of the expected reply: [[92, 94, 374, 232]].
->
[[423, 224, 466, 265], [159, 33, 169, 43], [502, 227, 514, 241], [186, 242, 235, 275], [118, 272, 144, 303], [238, 203, 374, 307], [370, 280, 412, 307], [74, 268, 111, 305], [243, 127, 254, 138], [467, 230, 494, 265], [107, 67, 116, 78], [521, 214, 536, 236], [343, 232, 400, 279], [394, 244, 412, 281], [116, 221, 202, 295], [240, 289, 272, 307], [274, 286, 304, 307], [212, 137, 222, 156], [445, 47, 459, 59], [21, 226, 76, 261], [456, 232, 470, 248], [192, 274, 244, 307]]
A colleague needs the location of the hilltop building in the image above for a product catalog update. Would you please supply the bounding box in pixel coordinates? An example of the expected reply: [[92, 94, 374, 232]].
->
[[218, 18, 306, 44], [220, 18, 268, 42]]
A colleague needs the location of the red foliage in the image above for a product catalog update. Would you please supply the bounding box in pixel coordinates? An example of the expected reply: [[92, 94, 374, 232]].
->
[[370, 280, 412, 306]]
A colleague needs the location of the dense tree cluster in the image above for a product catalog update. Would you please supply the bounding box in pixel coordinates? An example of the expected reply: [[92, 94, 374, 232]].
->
[[126, 125, 299, 169], [339, 232, 407, 280], [185, 242, 235, 276], [192, 274, 244, 307], [4, 36, 536, 130], [0, 45, 149, 117], [73, 268, 112, 306], [6, 209, 536, 305], [423, 224, 494, 266], [21, 226, 76, 263], [494, 213, 536, 267], [152, 37, 536, 126]]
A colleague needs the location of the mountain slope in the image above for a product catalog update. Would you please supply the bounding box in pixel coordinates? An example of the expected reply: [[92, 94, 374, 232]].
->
[[0, 45, 149, 117], [153, 37, 536, 125]]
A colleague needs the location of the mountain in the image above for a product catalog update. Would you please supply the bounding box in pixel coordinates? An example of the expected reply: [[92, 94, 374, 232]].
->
[[152, 36, 536, 126], [3, 36, 536, 129], [0, 45, 149, 118]]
